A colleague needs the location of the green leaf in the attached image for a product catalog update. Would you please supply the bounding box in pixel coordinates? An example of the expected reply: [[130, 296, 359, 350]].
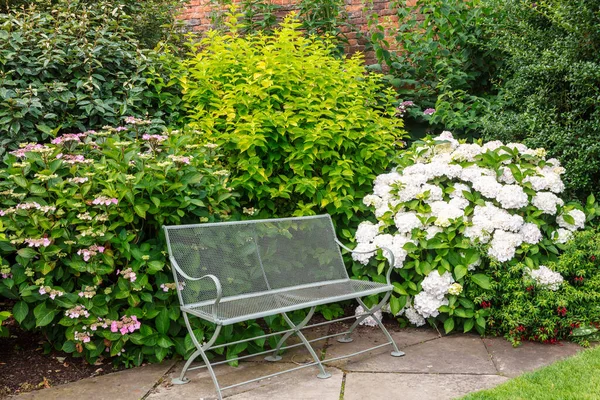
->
[[390, 296, 402, 316], [17, 248, 38, 259], [444, 317, 455, 334], [33, 302, 58, 327], [454, 265, 467, 281], [463, 318, 475, 333], [572, 326, 598, 337], [134, 203, 150, 218], [155, 308, 170, 334], [13, 301, 29, 324], [471, 274, 492, 290]]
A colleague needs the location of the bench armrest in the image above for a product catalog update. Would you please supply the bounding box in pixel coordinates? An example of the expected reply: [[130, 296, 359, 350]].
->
[[169, 256, 222, 321], [335, 239, 396, 286]]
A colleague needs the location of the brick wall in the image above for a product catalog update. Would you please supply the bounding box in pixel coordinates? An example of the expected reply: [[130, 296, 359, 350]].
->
[[179, 0, 417, 64]]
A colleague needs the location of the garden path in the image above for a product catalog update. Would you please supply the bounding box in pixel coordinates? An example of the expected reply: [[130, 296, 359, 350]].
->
[[13, 325, 582, 400]]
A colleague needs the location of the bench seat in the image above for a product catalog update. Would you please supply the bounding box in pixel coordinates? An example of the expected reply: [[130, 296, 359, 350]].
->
[[184, 279, 393, 325]]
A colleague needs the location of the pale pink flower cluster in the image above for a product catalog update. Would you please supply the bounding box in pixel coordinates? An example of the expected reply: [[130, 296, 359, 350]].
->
[[118, 268, 137, 282], [74, 331, 92, 343], [65, 305, 90, 319], [68, 177, 89, 184], [110, 315, 141, 335], [167, 154, 191, 164], [92, 196, 118, 206], [1, 266, 12, 279], [160, 282, 184, 292], [51, 133, 87, 145], [77, 245, 105, 262], [56, 154, 93, 164], [124, 116, 152, 125], [25, 237, 52, 247], [39, 286, 64, 299], [9, 144, 52, 158], [142, 134, 168, 142], [78, 286, 97, 299]]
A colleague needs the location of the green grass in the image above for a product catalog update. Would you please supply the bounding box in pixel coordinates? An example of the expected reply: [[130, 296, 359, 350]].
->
[[462, 346, 600, 400]]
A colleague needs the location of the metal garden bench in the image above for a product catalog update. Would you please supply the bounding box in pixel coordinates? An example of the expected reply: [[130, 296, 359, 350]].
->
[[163, 215, 404, 399]]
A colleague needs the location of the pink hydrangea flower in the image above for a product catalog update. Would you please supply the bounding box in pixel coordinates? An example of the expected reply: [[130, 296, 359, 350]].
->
[[423, 108, 436, 115], [92, 196, 118, 206]]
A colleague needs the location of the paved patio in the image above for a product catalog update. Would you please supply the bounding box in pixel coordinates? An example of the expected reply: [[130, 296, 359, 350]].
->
[[14, 324, 583, 400]]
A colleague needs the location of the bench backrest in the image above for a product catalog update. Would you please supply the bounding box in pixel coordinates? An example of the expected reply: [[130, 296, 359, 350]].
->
[[163, 215, 348, 306]]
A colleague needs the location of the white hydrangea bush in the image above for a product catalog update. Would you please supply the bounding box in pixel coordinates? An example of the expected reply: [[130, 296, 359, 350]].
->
[[352, 132, 589, 333]]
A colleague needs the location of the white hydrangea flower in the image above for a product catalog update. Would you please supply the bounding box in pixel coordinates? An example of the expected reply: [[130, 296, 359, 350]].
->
[[363, 194, 383, 208], [355, 221, 381, 244], [404, 306, 426, 327], [532, 192, 564, 215], [451, 143, 483, 162], [421, 270, 455, 299], [525, 265, 563, 291], [472, 176, 502, 199], [448, 283, 463, 296], [414, 291, 449, 319], [420, 184, 444, 202], [520, 223, 543, 244], [553, 228, 573, 244], [488, 230, 524, 262], [394, 211, 422, 233], [496, 185, 529, 209], [429, 200, 465, 227], [351, 242, 376, 265], [557, 209, 586, 231], [482, 140, 504, 152], [498, 166, 516, 184]]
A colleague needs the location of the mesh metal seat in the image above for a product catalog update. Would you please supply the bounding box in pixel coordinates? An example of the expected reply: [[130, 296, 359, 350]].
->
[[185, 279, 392, 325], [163, 215, 404, 399]]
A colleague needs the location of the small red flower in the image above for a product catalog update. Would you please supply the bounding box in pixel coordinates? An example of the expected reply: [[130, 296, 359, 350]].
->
[[517, 325, 526, 332], [591, 255, 596, 262], [526, 285, 534, 292], [480, 301, 491, 309], [557, 306, 567, 317]]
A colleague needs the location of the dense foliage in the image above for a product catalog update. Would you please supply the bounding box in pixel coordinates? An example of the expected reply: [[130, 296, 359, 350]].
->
[[178, 17, 406, 241], [481, 0, 600, 199], [0, 0, 178, 153], [489, 228, 600, 346], [367, 0, 501, 135], [351, 132, 594, 336], [0, 121, 245, 366]]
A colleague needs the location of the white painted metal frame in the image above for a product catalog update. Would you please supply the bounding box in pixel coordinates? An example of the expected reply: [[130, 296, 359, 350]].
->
[[163, 216, 405, 400]]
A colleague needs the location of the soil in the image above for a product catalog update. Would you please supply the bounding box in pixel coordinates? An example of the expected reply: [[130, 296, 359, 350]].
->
[[0, 301, 120, 398]]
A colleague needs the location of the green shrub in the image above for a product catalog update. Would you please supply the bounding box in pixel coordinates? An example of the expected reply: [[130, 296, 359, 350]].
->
[[481, 0, 600, 198], [367, 0, 501, 135], [488, 228, 600, 346], [0, 121, 246, 366], [178, 16, 406, 241], [0, 0, 179, 153]]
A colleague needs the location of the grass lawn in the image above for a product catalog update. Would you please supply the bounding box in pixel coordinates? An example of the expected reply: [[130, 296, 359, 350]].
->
[[462, 345, 600, 400]]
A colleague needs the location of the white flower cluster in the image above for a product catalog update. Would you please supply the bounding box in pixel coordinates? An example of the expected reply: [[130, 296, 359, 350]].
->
[[356, 132, 585, 269], [525, 265, 564, 291], [413, 271, 455, 320], [354, 131, 586, 326]]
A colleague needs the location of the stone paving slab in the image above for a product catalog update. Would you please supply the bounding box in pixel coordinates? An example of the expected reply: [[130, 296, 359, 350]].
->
[[482, 337, 583, 378], [328, 332, 497, 375], [343, 372, 508, 400], [14, 361, 175, 400], [148, 360, 343, 399]]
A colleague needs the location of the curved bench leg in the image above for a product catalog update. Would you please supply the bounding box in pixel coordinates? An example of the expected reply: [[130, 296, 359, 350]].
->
[[276, 307, 331, 379], [338, 292, 404, 357], [173, 314, 225, 398]]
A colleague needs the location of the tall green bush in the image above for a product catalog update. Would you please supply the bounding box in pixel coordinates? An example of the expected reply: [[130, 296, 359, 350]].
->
[[481, 0, 600, 198], [0, 0, 180, 153], [367, 0, 501, 135], [178, 16, 406, 241]]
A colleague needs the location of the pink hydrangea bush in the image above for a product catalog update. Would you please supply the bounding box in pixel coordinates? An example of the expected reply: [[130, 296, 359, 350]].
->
[[352, 132, 595, 335], [0, 121, 239, 365]]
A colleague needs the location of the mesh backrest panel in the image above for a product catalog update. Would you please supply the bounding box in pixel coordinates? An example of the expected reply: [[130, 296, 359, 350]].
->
[[164, 215, 347, 305]]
